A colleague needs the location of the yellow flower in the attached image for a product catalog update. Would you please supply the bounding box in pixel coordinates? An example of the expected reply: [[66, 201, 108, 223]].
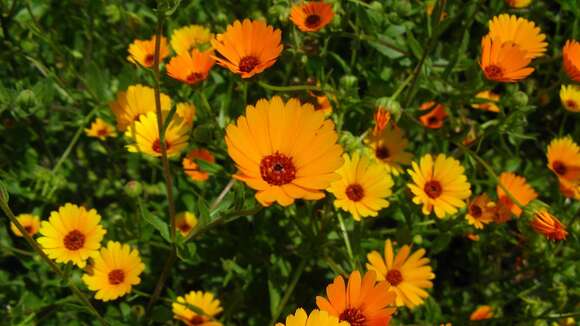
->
[[172, 291, 223, 326], [563, 40, 580, 82], [176, 102, 197, 127], [128, 35, 169, 68], [470, 305, 494, 320], [290, 1, 334, 32], [175, 212, 198, 237], [560, 85, 580, 113], [276, 308, 348, 326], [505, 0, 532, 8], [496, 172, 537, 218], [110, 84, 171, 131], [365, 125, 413, 175], [82, 241, 145, 301], [472, 91, 500, 112], [487, 14, 547, 59], [10, 214, 40, 237], [85, 118, 117, 140], [37, 203, 106, 268], [125, 112, 190, 158], [170, 25, 212, 55], [407, 154, 472, 218], [225, 97, 343, 207], [327, 153, 393, 221], [366, 239, 435, 309], [547, 136, 580, 183], [480, 35, 533, 82], [465, 194, 496, 229], [530, 210, 568, 241]]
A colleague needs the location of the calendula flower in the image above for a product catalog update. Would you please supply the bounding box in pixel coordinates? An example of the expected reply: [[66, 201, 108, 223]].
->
[[276, 308, 348, 326], [211, 19, 282, 78], [373, 107, 391, 134], [175, 212, 198, 237], [10, 214, 40, 237], [470, 306, 494, 320], [37, 203, 106, 268], [167, 49, 215, 85], [466, 194, 496, 229], [559, 178, 580, 200], [530, 210, 568, 241], [505, 0, 532, 8], [82, 241, 145, 302], [472, 91, 500, 112], [407, 154, 472, 218], [225, 97, 343, 206], [85, 118, 117, 140], [487, 14, 547, 59], [125, 112, 189, 158], [496, 172, 538, 218], [480, 35, 533, 82], [547, 136, 580, 183], [171, 25, 212, 55], [563, 40, 580, 82], [176, 102, 197, 127], [290, 1, 334, 32], [307, 92, 333, 116], [419, 101, 447, 129], [110, 85, 172, 131], [316, 271, 397, 326], [366, 239, 435, 309], [560, 85, 580, 113], [128, 35, 169, 68], [365, 124, 413, 175], [172, 291, 223, 326], [183, 149, 215, 181], [328, 153, 393, 221]]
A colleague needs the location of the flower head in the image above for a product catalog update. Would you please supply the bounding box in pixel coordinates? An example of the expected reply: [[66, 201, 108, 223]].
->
[[225, 96, 343, 206], [290, 1, 334, 32], [82, 241, 145, 301], [496, 172, 538, 218], [10, 214, 40, 237], [128, 35, 169, 68], [365, 124, 413, 175], [366, 239, 435, 308], [175, 212, 198, 237], [559, 178, 580, 200], [211, 19, 282, 78], [167, 49, 215, 85], [505, 0, 532, 8], [547, 136, 580, 183], [276, 308, 348, 326], [560, 85, 580, 113], [530, 210, 568, 241], [480, 35, 533, 82], [85, 118, 117, 140], [171, 25, 212, 55], [37, 203, 106, 268], [125, 112, 190, 158], [487, 14, 547, 59], [419, 101, 447, 129], [183, 149, 215, 181], [472, 91, 500, 112], [316, 271, 397, 326], [373, 107, 391, 134], [466, 194, 496, 229], [110, 85, 171, 131], [172, 291, 223, 326], [563, 40, 580, 82], [407, 154, 472, 218], [470, 306, 494, 320]]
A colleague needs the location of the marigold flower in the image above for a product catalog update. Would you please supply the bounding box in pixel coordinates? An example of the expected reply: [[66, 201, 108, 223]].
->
[[366, 239, 435, 308], [530, 210, 568, 241], [37, 203, 106, 268], [175, 212, 198, 237], [419, 101, 447, 129], [290, 1, 334, 32], [211, 19, 282, 78], [365, 125, 413, 175], [466, 194, 496, 229], [183, 149, 215, 181], [225, 97, 343, 207], [496, 172, 538, 218], [480, 35, 533, 82], [82, 241, 144, 301], [472, 90, 500, 112], [176, 102, 197, 127], [125, 112, 189, 158], [407, 154, 472, 218], [110, 84, 172, 131], [470, 305, 494, 320], [316, 271, 397, 326], [328, 153, 393, 221], [563, 40, 580, 82], [558, 178, 580, 200], [167, 49, 215, 85], [505, 0, 532, 8], [547, 136, 580, 183], [172, 291, 223, 326], [373, 107, 391, 134], [307, 92, 333, 116], [128, 35, 169, 68], [171, 25, 212, 55], [560, 85, 580, 113], [487, 14, 547, 59], [85, 118, 117, 140], [276, 308, 348, 326], [10, 214, 40, 237]]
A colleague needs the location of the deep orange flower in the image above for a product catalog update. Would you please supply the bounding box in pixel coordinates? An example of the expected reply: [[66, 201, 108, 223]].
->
[[183, 149, 215, 182], [167, 49, 215, 85], [290, 1, 334, 32], [470, 306, 494, 320], [480, 35, 533, 82], [563, 40, 580, 82], [373, 107, 391, 134], [531, 210, 568, 241], [128, 36, 169, 68], [419, 101, 447, 129], [496, 172, 538, 218]]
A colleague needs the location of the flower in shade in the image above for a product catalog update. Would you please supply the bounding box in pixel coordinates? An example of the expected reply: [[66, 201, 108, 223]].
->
[[407, 154, 472, 218], [480, 35, 533, 82], [563, 40, 580, 82], [10, 214, 40, 237], [465, 194, 496, 229], [496, 172, 538, 218], [110, 85, 171, 131], [125, 112, 189, 158], [560, 85, 580, 113], [470, 306, 494, 320], [176, 102, 197, 127], [373, 107, 391, 134], [306, 91, 333, 116], [365, 124, 413, 175], [327, 153, 393, 221], [167, 49, 215, 85], [366, 239, 435, 309], [172, 291, 223, 326], [211, 19, 282, 78], [487, 14, 547, 59], [419, 101, 447, 129], [170, 25, 212, 55], [37, 203, 106, 268], [175, 212, 198, 237], [82, 241, 145, 301], [316, 271, 397, 326], [290, 1, 334, 32], [558, 178, 580, 200], [276, 308, 348, 326], [128, 35, 169, 68], [183, 149, 215, 181], [547, 136, 580, 184], [505, 0, 532, 8], [530, 210, 568, 241], [472, 91, 500, 112], [225, 97, 343, 206], [85, 118, 117, 140]]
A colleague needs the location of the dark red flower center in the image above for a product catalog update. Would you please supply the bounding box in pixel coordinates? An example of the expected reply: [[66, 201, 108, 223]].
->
[[260, 152, 296, 185], [24, 226, 33, 234], [346, 184, 365, 202], [108, 269, 125, 285], [339, 308, 366, 326], [469, 204, 483, 218], [64, 230, 86, 251], [305, 14, 322, 29], [375, 145, 390, 159], [566, 100, 578, 109], [485, 65, 503, 79], [239, 56, 260, 73], [144, 54, 155, 66], [424, 180, 442, 199], [552, 161, 567, 175], [190, 316, 205, 325], [186, 72, 204, 84], [427, 116, 439, 126], [152, 139, 170, 154], [386, 269, 403, 286], [178, 223, 192, 234], [97, 128, 109, 136]]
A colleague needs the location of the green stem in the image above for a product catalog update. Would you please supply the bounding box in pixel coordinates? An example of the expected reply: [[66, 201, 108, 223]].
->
[[337, 214, 355, 270], [258, 81, 321, 92], [390, 74, 414, 101], [269, 258, 307, 326]]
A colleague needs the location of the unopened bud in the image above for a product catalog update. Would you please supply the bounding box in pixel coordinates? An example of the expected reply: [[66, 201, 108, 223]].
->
[[124, 181, 142, 197]]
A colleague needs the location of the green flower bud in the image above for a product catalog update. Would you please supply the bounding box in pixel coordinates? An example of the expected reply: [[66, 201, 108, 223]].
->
[[124, 181, 142, 198], [15, 89, 37, 109], [340, 75, 358, 90], [512, 91, 528, 106]]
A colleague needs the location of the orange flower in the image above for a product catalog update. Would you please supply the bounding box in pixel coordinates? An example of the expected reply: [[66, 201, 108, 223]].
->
[[211, 19, 282, 78], [167, 49, 215, 85], [316, 271, 397, 326], [563, 40, 580, 82], [419, 101, 447, 129], [290, 1, 334, 32], [373, 107, 391, 134], [183, 149, 215, 181], [480, 35, 533, 82], [465, 194, 496, 229], [531, 210, 568, 241], [487, 14, 547, 59], [496, 172, 538, 218], [128, 35, 169, 68], [547, 136, 580, 184], [558, 178, 580, 200], [472, 90, 500, 112], [470, 305, 494, 320]]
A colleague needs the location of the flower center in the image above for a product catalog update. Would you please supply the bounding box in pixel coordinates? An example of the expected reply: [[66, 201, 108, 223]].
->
[[469, 203, 483, 218], [178, 223, 192, 234], [485, 65, 503, 79], [97, 128, 108, 136], [190, 316, 205, 325], [24, 226, 33, 234], [345, 184, 365, 202], [305, 14, 321, 28], [144, 54, 155, 66], [238, 56, 260, 73], [427, 116, 439, 126], [386, 269, 403, 286], [152, 139, 170, 154], [424, 180, 442, 199], [339, 308, 366, 326], [186, 72, 204, 84], [260, 152, 296, 185], [108, 269, 125, 285], [63, 230, 86, 251], [566, 100, 577, 109], [375, 145, 390, 160], [552, 161, 567, 175]]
